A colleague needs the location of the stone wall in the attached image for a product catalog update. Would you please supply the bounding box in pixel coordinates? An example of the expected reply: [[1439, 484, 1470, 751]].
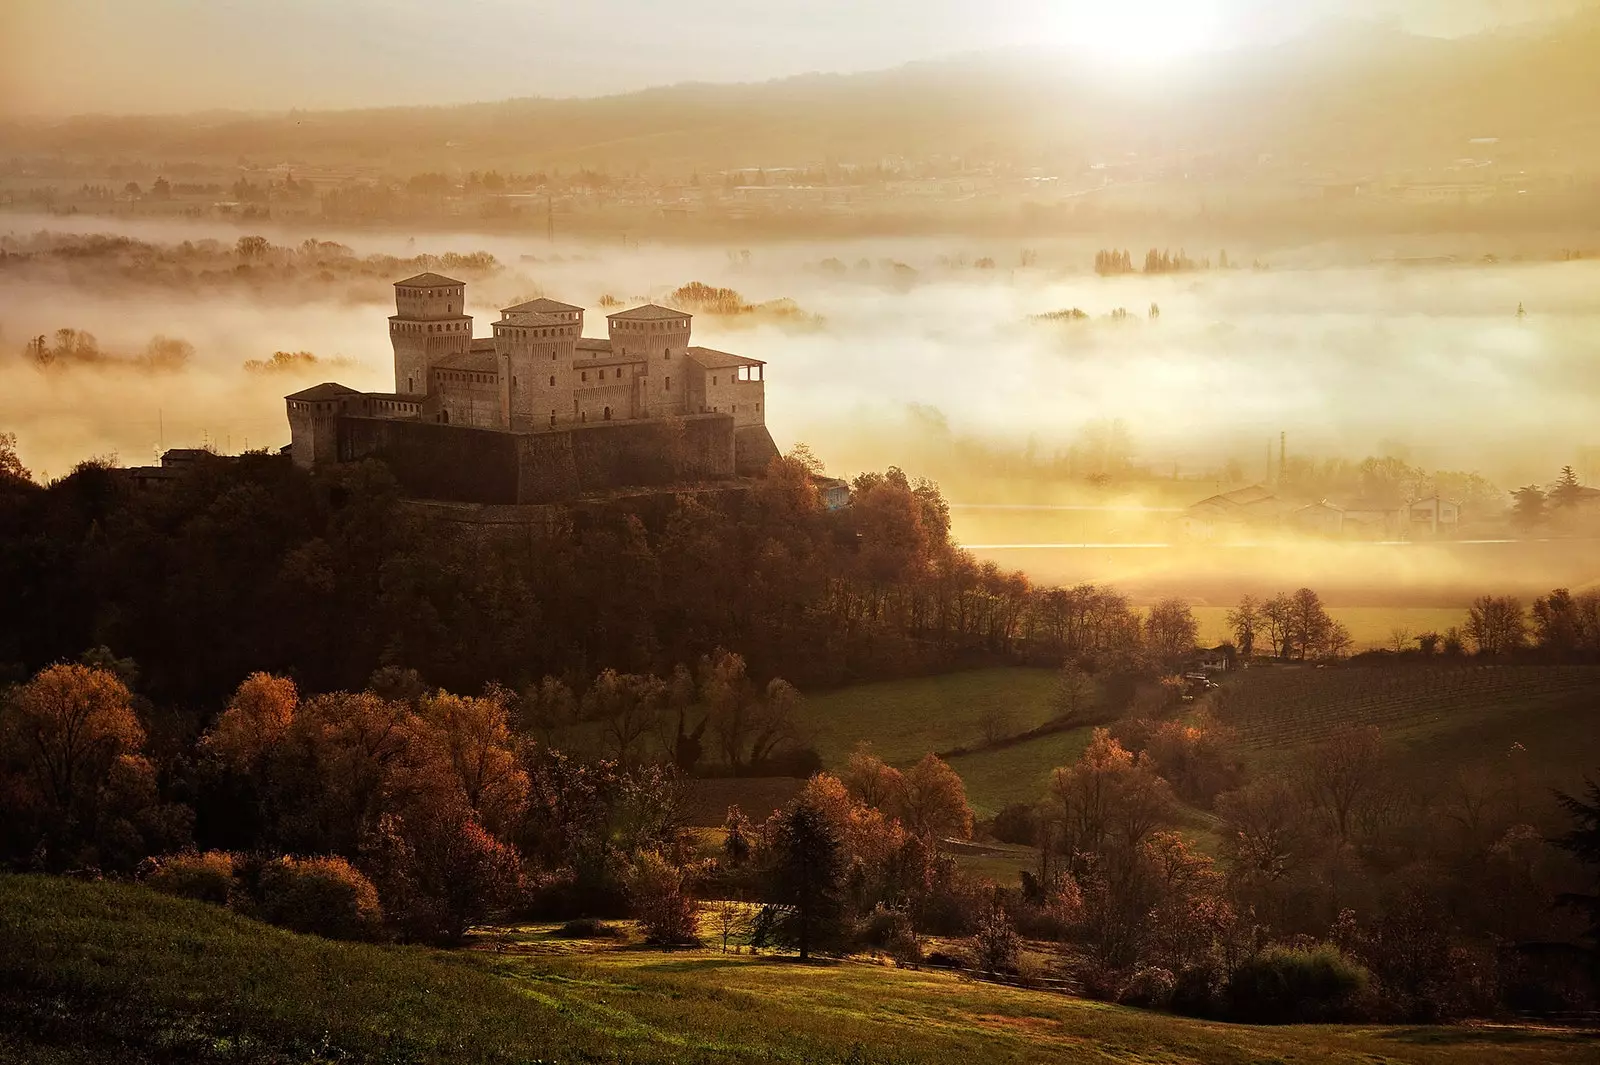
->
[[339, 413, 737, 505]]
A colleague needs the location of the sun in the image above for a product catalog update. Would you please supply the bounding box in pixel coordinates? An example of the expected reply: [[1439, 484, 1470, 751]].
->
[[1046, 0, 1227, 66]]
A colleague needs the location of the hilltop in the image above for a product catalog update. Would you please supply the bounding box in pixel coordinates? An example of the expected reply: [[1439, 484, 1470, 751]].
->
[[5, 14, 1600, 175]]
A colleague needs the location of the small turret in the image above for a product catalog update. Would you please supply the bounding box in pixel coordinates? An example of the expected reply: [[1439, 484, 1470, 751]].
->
[[389, 272, 472, 396]]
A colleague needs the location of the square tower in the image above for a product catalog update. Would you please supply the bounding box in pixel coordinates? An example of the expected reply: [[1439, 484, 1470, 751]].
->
[[607, 305, 692, 418], [390, 272, 473, 396]]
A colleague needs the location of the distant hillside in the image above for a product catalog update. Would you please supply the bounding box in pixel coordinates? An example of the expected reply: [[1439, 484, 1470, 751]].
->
[[4, 875, 1595, 1064], [5, 14, 1600, 175]]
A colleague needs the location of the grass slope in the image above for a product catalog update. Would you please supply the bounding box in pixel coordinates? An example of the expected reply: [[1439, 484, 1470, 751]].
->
[[1212, 662, 1600, 786], [4, 875, 1596, 1065], [797, 667, 1060, 769]]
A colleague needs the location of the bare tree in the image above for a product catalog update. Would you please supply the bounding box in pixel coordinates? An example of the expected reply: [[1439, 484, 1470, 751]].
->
[[1050, 662, 1097, 726], [977, 704, 1016, 746], [1226, 595, 1262, 659], [1297, 725, 1385, 845], [1465, 595, 1527, 655]]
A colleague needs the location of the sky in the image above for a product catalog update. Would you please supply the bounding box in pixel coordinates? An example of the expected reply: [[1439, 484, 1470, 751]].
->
[[3, 0, 1595, 116]]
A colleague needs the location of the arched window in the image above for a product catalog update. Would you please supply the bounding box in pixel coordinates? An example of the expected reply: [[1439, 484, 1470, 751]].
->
[[603, 406, 612, 420]]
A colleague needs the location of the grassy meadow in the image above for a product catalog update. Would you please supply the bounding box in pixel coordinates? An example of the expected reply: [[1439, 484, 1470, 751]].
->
[[5, 875, 1596, 1065]]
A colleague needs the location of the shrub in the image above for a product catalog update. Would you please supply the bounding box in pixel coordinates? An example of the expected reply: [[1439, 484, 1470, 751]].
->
[[1120, 966, 1178, 1010], [257, 855, 383, 941], [971, 906, 1021, 976], [856, 904, 920, 964], [1226, 944, 1371, 1023], [625, 849, 700, 946], [552, 917, 619, 939], [144, 850, 235, 905], [990, 803, 1039, 846]]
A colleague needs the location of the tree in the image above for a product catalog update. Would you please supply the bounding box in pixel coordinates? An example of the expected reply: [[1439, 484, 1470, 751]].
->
[[842, 745, 905, 815], [1050, 662, 1098, 726], [1287, 588, 1333, 661], [1513, 485, 1547, 527], [1227, 595, 1262, 659], [1551, 466, 1585, 510], [206, 672, 297, 772], [1262, 593, 1295, 659], [2, 664, 144, 819], [235, 235, 270, 260], [419, 689, 528, 834], [763, 797, 846, 961], [899, 754, 973, 840], [1465, 595, 1526, 655], [1553, 777, 1600, 957], [0, 432, 30, 484], [365, 799, 521, 945], [1297, 725, 1384, 845], [977, 704, 1015, 746], [1144, 598, 1199, 668], [626, 849, 700, 945], [583, 669, 666, 764], [971, 905, 1021, 975]]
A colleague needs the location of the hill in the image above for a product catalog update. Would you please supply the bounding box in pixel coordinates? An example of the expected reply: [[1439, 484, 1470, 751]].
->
[[6, 14, 1600, 175], [3, 875, 1595, 1064]]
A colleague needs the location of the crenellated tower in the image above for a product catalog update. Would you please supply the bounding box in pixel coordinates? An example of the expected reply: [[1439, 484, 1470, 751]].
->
[[389, 272, 473, 395], [607, 305, 691, 418]]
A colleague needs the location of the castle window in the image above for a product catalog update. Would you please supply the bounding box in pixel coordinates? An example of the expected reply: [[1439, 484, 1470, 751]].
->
[[604, 406, 612, 420], [664, 349, 670, 360], [757, 403, 761, 413], [549, 375, 555, 386], [665, 376, 671, 391], [550, 410, 556, 426], [581, 371, 587, 382], [713, 375, 718, 385]]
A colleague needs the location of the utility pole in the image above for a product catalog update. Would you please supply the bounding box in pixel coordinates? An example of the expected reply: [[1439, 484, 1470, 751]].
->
[[546, 194, 554, 243], [1279, 431, 1286, 485]]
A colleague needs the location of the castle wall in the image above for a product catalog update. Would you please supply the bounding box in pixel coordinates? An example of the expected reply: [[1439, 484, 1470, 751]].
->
[[339, 417, 521, 503], [338, 413, 737, 505], [433, 365, 502, 428], [734, 424, 780, 475]]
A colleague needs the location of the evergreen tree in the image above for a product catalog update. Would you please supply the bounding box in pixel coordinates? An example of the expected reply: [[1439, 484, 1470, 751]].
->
[[1551, 466, 1585, 510], [760, 798, 845, 960], [1554, 779, 1600, 961], [1513, 485, 1548, 527]]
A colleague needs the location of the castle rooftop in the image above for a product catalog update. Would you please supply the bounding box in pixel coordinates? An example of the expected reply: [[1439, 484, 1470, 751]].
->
[[501, 297, 583, 315], [607, 304, 692, 321], [687, 346, 764, 369], [285, 382, 361, 402], [435, 350, 499, 372], [394, 272, 464, 288], [500, 311, 572, 327]]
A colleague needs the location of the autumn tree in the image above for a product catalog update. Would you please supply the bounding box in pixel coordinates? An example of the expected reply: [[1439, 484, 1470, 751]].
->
[[1227, 595, 1262, 659], [1144, 597, 1199, 668], [1050, 662, 1098, 725], [842, 744, 906, 816], [1297, 726, 1385, 845], [0, 432, 30, 484], [899, 754, 973, 840], [1465, 595, 1526, 655], [418, 688, 528, 834]]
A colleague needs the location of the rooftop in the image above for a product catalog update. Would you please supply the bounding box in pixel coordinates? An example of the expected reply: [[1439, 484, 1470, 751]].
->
[[607, 304, 692, 321], [394, 272, 464, 288], [687, 346, 764, 370], [576, 338, 613, 352], [285, 382, 362, 402], [501, 297, 582, 315], [435, 350, 499, 372], [500, 311, 570, 328]]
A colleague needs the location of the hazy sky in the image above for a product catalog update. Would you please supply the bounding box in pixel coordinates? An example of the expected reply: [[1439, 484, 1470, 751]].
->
[[3, 0, 1594, 116]]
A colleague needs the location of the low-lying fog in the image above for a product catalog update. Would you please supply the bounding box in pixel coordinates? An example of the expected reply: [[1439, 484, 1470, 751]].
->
[[5, 212, 1600, 602]]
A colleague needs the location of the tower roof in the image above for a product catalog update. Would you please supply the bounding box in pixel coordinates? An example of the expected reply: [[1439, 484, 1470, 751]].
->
[[687, 346, 764, 369], [395, 272, 465, 288], [285, 382, 361, 402], [606, 304, 692, 321], [501, 297, 583, 315], [500, 311, 571, 327]]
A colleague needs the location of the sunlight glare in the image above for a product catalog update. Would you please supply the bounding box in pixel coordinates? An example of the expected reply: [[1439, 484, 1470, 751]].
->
[[1046, 0, 1227, 65]]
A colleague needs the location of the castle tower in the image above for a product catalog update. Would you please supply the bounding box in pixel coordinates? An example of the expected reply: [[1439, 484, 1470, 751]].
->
[[607, 305, 691, 418], [494, 298, 583, 429], [389, 272, 473, 396]]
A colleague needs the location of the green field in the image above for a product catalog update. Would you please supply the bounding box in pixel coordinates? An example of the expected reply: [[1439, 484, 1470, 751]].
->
[[797, 667, 1061, 768], [5, 875, 1595, 1065], [1211, 661, 1600, 785]]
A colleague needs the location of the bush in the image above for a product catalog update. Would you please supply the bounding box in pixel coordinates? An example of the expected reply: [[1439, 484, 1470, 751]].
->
[[552, 917, 620, 939], [855, 904, 920, 964], [257, 855, 384, 941], [1120, 966, 1177, 1010], [990, 803, 1038, 846], [625, 850, 700, 946], [144, 850, 235, 905], [1226, 944, 1371, 1023], [971, 906, 1021, 976]]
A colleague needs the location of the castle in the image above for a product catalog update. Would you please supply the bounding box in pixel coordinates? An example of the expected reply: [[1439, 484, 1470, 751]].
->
[[285, 274, 780, 503]]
